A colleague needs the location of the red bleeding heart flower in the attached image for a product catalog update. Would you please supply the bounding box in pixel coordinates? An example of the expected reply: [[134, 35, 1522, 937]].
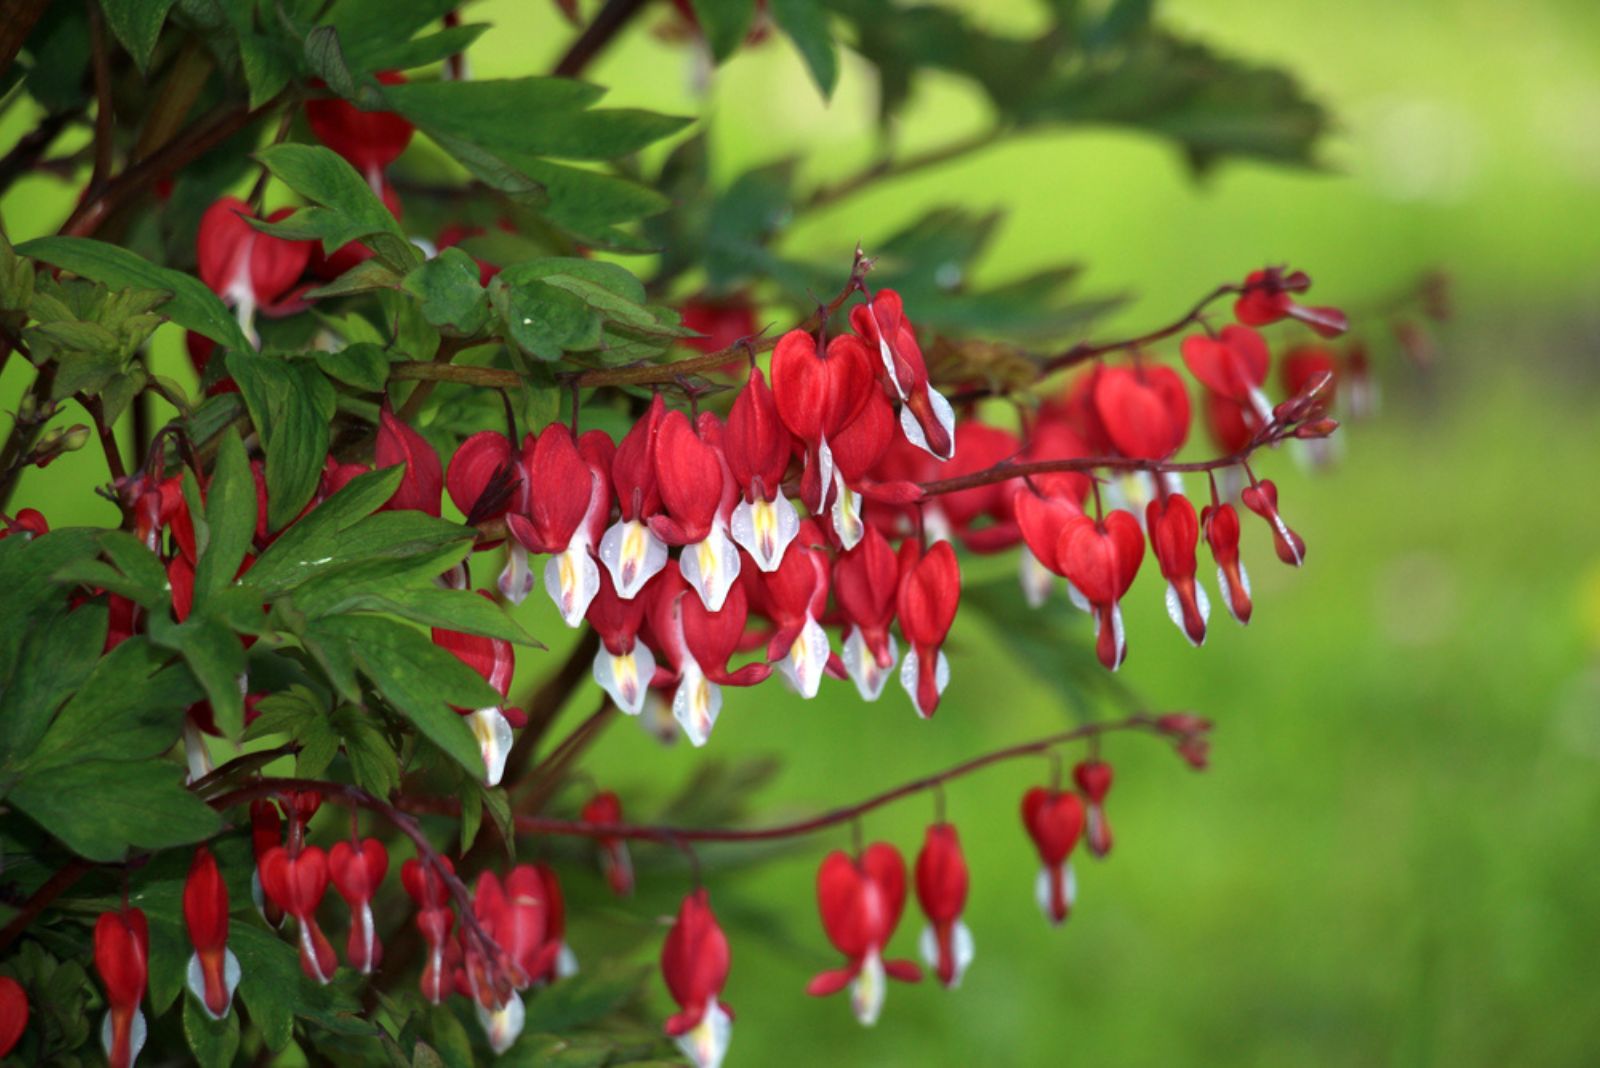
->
[[759, 519, 832, 699], [680, 293, 759, 357], [94, 907, 149, 1068], [445, 429, 534, 601], [914, 823, 974, 989], [587, 566, 658, 715], [1056, 511, 1146, 671], [1092, 363, 1191, 460], [1241, 478, 1305, 567], [1280, 343, 1340, 419], [1146, 492, 1209, 646], [649, 565, 770, 746], [196, 197, 312, 343], [2, 507, 48, 540], [1202, 500, 1253, 624], [770, 329, 875, 513], [376, 402, 443, 517], [258, 845, 337, 984], [1021, 788, 1085, 925], [826, 387, 902, 550], [1181, 325, 1273, 427], [499, 864, 564, 987], [402, 857, 457, 1004], [527, 863, 579, 984], [505, 424, 613, 625], [1074, 760, 1115, 858], [304, 71, 415, 188], [461, 872, 528, 1053], [806, 844, 922, 1025], [183, 847, 240, 1020], [725, 369, 800, 570], [248, 800, 287, 929], [329, 838, 390, 974], [850, 288, 955, 460], [832, 523, 902, 701], [896, 540, 960, 718], [600, 394, 670, 599], [661, 888, 733, 1068], [0, 976, 25, 1059], [432, 594, 528, 787], [580, 792, 635, 897], [1233, 267, 1348, 338], [650, 410, 741, 612]]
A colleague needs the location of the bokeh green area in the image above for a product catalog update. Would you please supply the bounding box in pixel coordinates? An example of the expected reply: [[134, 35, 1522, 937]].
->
[[5, 1, 1600, 1065]]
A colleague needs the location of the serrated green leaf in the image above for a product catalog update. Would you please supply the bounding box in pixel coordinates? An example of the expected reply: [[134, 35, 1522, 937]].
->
[[9, 759, 221, 861], [225, 352, 337, 531], [383, 79, 688, 162], [0, 598, 106, 767], [254, 143, 419, 272], [402, 249, 489, 336], [232, 923, 299, 1051], [333, 705, 400, 797], [18, 236, 250, 350], [306, 615, 494, 779], [23, 636, 200, 773], [304, 257, 405, 300]]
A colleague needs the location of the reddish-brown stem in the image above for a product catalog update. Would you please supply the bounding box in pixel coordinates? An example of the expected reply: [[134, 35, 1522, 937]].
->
[[400, 712, 1180, 845], [81, 393, 127, 485], [551, 0, 649, 79], [1039, 283, 1241, 376], [61, 94, 285, 238], [914, 429, 1290, 500], [88, 2, 116, 190], [0, 859, 92, 952], [516, 696, 616, 815]]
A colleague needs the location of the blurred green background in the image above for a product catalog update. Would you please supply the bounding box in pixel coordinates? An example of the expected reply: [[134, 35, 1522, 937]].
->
[[5, 1, 1600, 1065]]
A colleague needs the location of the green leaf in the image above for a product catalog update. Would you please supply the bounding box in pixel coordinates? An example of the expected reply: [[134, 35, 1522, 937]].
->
[[194, 429, 257, 606], [0, 598, 106, 767], [691, 0, 758, 61], [244, 466, 405, 592], [149, 616, 247, 740], [316, 341, 391, 391], [9, 759, 222, 862], [770, 0, 839, 97], [402, 249, 489, 336], [297, 585, 541, 646], [183, 994, 242, 1068], [303, 257, 405, 300], [100, 0, 179, 72], [0, 526, 98, 674], [18, 236, 251, 350], [225, 352, 337, 531], [24, 636, 201, 773], [252, 509, 472, 598], [304, 25, 358, 99], [382, 79, 689, 162], [520, 964, 651, 1034], [231, 924, 299, 1051], [490, 277, 598, 361], [305, 615, 495, 779], [254, 144, 421, 273], [333, 705, 401, 797]]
